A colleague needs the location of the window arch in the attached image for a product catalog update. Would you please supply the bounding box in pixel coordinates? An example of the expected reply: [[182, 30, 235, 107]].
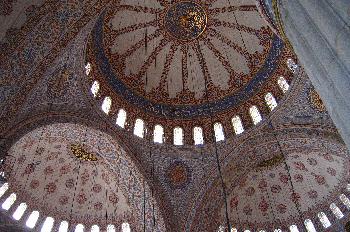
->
[[193, 126, 204, 145], [339, 194, 350, 209], [134, 119, 145, 138], [330, 203, 344, 219], [58, 221, 69, 232], [26, 211, 40, 229], [174, 127, 184, 145], [278, 76, 290, 93], [91, 225, 100, 232], [74, 224, 84, 232], [249, 106, 262, 125], [154, 125, 164, 144], [13, 203, 27, 220], [0, 182, 9, 198], [122, 222, 131, 232], [90, 81, 100, 98], [2, 193, 16, 210], [214, 122, 225, 142], [231, 228, 238, 232], [41, 217, 55, 232], [116, 109, 127, 128], [107, 224, 116, 232], [85, 63, 92, 76], [317, 212, 331, 228], [274, 229, 282, 232], [265, 93, 278, 111], [304, 219, 317, 232], [289, 225, 299, 232], [287, 58, 298, 73], [102, 96, 112, 114], [231, 116, 244, 135]]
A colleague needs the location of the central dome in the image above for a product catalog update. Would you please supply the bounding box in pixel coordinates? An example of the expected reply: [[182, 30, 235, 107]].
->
[[164, 1, 207, 41]]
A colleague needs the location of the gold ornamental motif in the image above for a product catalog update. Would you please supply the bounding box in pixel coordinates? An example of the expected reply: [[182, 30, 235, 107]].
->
[[70, 144, 98, 162], [309, 89, 326, 112], [165, 1, 207, 41], [257, 154, 285, 169]]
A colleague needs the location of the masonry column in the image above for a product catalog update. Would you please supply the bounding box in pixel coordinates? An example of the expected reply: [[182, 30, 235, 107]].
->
[[278, 0, 350, 149]]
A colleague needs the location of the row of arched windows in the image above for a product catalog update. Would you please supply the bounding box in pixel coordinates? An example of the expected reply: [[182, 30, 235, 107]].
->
[[217, 183, 350, 232], [0, 183, 131, 232], [86, 62, 292, 146]]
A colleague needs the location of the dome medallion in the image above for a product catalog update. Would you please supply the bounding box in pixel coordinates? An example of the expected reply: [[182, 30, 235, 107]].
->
[[164, 1, 207, 41]]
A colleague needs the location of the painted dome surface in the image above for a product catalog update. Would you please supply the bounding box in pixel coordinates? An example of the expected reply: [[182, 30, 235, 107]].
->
[[88, 0, 291, 119]]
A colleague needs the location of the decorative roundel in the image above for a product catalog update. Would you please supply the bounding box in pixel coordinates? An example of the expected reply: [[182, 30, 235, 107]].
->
[[164, 2, 207, 41], [165, 161, 191, 189]]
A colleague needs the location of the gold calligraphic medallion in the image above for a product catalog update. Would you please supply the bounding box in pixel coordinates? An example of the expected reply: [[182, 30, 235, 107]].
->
[[165, 1, 207, 41]]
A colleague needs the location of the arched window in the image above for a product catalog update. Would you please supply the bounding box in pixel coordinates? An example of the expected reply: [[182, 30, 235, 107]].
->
[[107, 224, 116, 232], [134, 119, 145, 138], [85, 63, 92, 76], [13, 203, 27, 220], [116, 109, 127, 128], [58, 221, 69, 232], [0, 182, 9, 198], [287, 59, 298, 73], [102, 96, 112, 114], [75, 224, 84, 232], [91, 225, 100, 232], [278, 76, 290, 93], [214, 122, 225, 142], [41, 217, 55, 232], [244, 230, 251, 232], [304, 219, 317, 232], [258, 230, 266, 232], [231, 116, 244, 135], [339, 194, 350, 209], [249, 106, 262, 125], [174, 127, 184, 145], [231, 228, 238, 232], [274, 229, 282, 232], [122, 222, 131, 232], [2, 193, 16, 210], [289, 225, 299, 232], [317, 212, 331, 228], [154, 125, 164, 144], [193, 126, 204, 145], [26, 211, 40, 229], [330, 203, 344, 219], [90, 81, 100, 98], [218, 226, 225, 232], [265, 93, 278, 111], [347, 183, 350, 191]]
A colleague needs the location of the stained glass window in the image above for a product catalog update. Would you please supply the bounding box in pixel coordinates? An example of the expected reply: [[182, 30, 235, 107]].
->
[[58, 221, 69, 232], [0, 182, 9, 198], [289, 225, 299, 232], [278, 77, 290, 93], [193, 126, 204, 145], [102, 97, 112, 114], [174, 127, 184, 145], [214, 122, 225, 142], [41, 217, 55, 232], [122, 223, 131, 232], [2, 193, 16, 210], [231, 116, 244, 135], [304, 219, 317, 232], [26, 211, 40, 228], [85, 63, 92, 76], [74, 224, 84, 232], [116, 109, 127, 128], [13, 203, 27, 220], [249, 106, 262, 125], [265, 93, 278, 111], [91, 225, 100, 232], [134, 119, 145, 138], [330, 203, 344, 219], [91, 81, 100, 97], [107, 225, 116, 232], [287, 59, 298, 73], [317, 212, 331, 228], [154, 125, 164, 143]]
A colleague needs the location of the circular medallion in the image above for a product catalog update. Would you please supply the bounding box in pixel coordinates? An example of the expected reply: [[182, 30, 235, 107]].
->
[[165, 1, 207, 41], [166, 161, 191, 189]]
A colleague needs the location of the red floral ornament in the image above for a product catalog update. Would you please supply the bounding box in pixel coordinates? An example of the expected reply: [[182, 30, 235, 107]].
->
[[271, 185, 282, 193], [308, 190, 318, 199], [77, 192, 87, 205], [44, 166, 54, 175], [277, 204, 287, 214], [246, 187, 255, 196], [30, 180, 40, 189], [45, 182, 57, 194], [59, 196, 69, 205], [294, 174, 304, 183], [259, 198, 269, 212]]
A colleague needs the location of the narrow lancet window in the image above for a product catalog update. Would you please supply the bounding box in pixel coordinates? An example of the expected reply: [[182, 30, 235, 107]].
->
[[134, 119, 145, 138], [26, 211, 40, 229], [107, 225, 116, 232], [122, 223, 131, 232], [278, 77, 290, 93], [0, 182, 9, 198], [265, 93, 278, 111], [214, 122, 225, 142], [13, 203, 27, 220], [58, 221, 69, 232], [74, 224, 84, 232], [231, 116, 244, 135], [249, 106, 262, 125], [102, 96, 112, 114], [287, 58, 298, 73], [193, 126, 204, 145], [289, 225, 299, 232], [91, 225, 100, 232], [304, 219, 317, 232], [116, 109, 127, 128], [317, 212, 331, 228], [330, 203, 344, 219], [91, 81, 100, 97], [2, 193, 16, 210], [41, 217, 55, 232], [85, 63, 92, 76], [339, 194, 350, 209], [154, 125, 164, 144]]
